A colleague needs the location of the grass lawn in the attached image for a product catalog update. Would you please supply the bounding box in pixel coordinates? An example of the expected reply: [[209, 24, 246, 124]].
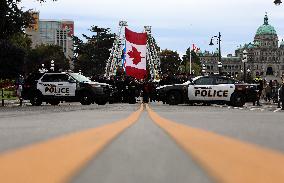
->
[[0, 89, 17, 100]]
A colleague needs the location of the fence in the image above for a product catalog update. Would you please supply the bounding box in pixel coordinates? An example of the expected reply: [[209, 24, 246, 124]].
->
[[0, 79, 18, 106]]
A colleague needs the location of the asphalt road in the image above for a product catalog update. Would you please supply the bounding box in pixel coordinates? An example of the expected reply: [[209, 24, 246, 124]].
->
[[0, 102, 283, 183]]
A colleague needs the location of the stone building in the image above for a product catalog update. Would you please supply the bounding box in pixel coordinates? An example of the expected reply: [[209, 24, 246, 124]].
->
[[199, 13, 284, 81], [236, 13, 284, 80], [198, 50, 242, 78]]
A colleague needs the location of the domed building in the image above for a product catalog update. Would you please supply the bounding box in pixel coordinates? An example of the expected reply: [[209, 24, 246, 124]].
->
[[236, 13, 284, 79], [198, 13, 284, 80]]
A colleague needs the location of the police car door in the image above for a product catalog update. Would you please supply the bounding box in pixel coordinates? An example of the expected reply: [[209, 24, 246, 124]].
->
[[55, 74, 76, 97], [37, 74, 58, 96], [38, 74, 75, 97], [214, 77, 235, 101], [188, 77, 215, 101]]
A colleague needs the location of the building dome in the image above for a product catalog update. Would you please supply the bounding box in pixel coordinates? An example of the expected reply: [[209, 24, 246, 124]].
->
[[256, 14, 277, 36]]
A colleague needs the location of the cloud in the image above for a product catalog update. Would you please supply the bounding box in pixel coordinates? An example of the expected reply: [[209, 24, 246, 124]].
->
[[21, 0, 284, 56]]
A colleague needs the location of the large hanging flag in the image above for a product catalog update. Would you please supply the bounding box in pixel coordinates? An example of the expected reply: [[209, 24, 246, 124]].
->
[[125, 28, 147, 79]]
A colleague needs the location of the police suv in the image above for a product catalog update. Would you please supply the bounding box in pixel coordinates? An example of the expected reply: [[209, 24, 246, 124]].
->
[[156, 75, 258, 107], [22, 72, 112, 106]]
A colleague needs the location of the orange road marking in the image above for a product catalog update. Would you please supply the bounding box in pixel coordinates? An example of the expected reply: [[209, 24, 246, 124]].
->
[[0, 105, 143, 183], [146, 104, 284, 183]]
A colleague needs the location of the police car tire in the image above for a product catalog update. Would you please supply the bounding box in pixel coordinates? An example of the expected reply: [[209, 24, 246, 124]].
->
[[49, 100, 60, 106], [80, 92, 92, 105], [30, 92, 43, 106], [95, 98, 107, 105], [167, 91, 181, 105], [230, 92, 245, 107]]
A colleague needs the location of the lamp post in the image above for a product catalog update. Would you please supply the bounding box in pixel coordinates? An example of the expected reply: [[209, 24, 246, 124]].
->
[[202, 64, 206, 76], [242, 50, 248, 83], [217, 62, 222, 75], [209, 32, 222, 75], [274, 0, 282, 5], [50, 60, 55, 72]]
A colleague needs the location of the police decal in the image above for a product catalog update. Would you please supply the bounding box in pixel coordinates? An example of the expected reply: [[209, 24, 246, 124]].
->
[[195, 89, 229, 97], [45, 86, 70, 94]]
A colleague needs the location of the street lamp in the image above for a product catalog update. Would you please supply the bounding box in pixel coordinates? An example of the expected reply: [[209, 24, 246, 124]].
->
[[274, 0, 282, 5], [209, 32, 222, 75], [50, 60, 55, 72], [242, 50, 248, 82], [202, 64, 206, 75], [217, 62, 222, 75]]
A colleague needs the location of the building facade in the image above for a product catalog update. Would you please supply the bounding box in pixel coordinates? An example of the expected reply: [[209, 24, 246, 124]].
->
[[26, 12, 74, 68], [198, 50, 242, 78], [199, 14, 284, 81], [235, 14, 284, 79]]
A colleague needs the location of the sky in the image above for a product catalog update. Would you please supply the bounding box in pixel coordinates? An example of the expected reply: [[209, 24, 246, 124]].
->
[[20, 0, 284, 57]]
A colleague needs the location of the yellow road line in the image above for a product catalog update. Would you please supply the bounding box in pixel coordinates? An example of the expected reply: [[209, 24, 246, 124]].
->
[[0, 105, 143, 183], [146, 104, 284, 183]]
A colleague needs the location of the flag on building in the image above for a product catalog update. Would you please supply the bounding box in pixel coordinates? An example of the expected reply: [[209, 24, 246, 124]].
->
[[125, 28, 147, 79]]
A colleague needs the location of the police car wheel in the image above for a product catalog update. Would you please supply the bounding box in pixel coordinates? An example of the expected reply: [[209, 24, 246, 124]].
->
[[230, 93, 245, 107], [167, 91, 181, 105], [30, 93, 42, 106], [80, 93, 92, 105], [95, 98, 107, 105], [49, 100, 60, 106]]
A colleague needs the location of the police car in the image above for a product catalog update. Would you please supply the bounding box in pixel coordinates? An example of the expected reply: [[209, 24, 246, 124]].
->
[[156, 75, 258, 107], [22, 72, 113, 106]]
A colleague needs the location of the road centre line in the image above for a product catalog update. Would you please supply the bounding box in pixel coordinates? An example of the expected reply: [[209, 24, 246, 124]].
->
[[0, 105, 143, 183], [146, 104, 284, 183]]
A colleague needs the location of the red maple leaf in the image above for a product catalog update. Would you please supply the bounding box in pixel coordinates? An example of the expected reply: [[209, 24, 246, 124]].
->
[[127, 46, 144, 65]]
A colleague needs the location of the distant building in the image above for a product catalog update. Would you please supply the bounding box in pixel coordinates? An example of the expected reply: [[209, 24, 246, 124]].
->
[[198, 50, 242, 78], [198, 13, 284, 81], [235, 13, 284, 79], [25, 12, 74, 69]]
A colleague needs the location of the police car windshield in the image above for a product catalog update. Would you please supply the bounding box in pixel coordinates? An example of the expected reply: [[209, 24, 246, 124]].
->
[[69, 73, 91, 83]]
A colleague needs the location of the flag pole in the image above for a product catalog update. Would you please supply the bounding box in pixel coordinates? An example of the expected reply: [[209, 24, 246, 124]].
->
[[189, 46, 192, 75]]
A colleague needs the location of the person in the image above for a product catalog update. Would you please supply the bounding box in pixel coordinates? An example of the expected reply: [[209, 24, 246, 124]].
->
[[281, 75, 284, 110], [142, 80, 150, 103], [265, 80, 272, 102], [15, 74, 24, 106], [253, 74, 263, 106]]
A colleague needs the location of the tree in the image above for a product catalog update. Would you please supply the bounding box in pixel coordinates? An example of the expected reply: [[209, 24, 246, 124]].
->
[[0, 40, 26, 79], [0, 0, 55, 40], [73, 26, 115, 76], [181, 47, 201, 75], [0, 0, 56, 79], [159, 49, 181, 75], [25, 44, 69, 73]]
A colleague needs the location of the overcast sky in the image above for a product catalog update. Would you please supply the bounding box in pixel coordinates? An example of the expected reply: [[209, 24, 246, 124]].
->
[[21, 0, 284, 56]]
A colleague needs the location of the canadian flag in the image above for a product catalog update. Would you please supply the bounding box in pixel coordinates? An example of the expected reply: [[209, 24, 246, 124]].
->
[[125, 28, 147, 79]]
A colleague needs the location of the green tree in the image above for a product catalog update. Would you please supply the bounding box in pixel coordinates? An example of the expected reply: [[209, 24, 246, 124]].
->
[[0, 0, 55, 40], [0, 0, 56, 79], [73, 26, 115, 76], [181, 47, 201, 75], [160, 49, 181, 75], [0, 40, 26, 79], [25, 44, 69, 73]]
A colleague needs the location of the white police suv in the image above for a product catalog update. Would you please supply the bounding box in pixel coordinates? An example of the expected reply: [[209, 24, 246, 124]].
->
[[156, 75, 258, 107], [24, 72, 112, 106]]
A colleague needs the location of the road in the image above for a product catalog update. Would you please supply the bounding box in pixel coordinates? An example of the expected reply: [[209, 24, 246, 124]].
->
[[0, 102, 284, 183]]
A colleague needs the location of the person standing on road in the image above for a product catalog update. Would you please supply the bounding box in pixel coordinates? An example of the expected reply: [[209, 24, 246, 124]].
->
[[15, 75, 24, 106], [253, 74, 263, 106], [281, 75, 284, 110]]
